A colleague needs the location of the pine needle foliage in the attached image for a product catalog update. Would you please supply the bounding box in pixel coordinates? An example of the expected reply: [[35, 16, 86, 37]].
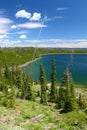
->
[[58, 67, 77, 112], [40, 64, 47, 104], [50, 57, 57, 103]]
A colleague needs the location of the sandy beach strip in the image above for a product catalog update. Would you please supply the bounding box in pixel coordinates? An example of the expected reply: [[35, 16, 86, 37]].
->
[[19, 57, 41, 68]]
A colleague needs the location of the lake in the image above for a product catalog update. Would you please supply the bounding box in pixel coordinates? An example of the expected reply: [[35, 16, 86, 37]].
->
[[23, 54, 87, 86]]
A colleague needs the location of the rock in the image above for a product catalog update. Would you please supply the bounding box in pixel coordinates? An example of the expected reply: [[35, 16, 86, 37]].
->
[[74, 120, 79, 126]]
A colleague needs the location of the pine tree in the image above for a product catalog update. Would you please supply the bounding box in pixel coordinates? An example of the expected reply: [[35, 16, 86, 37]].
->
[[2, 84, 15, 108], [58, 67, 69, 109], [25, 76, 35, 101], [58, 87, 66, 108], [0, 64, 2, 76], [63, 68, 77, 112], [11, 65, 16, 83], [22, 73, 27, 99], [4, 64, 11, 80], [50, 57, 57, 103], [78, 93, 83, 109], [40, 64, 47, 104], [78, 93, 86, 110], [69, 73, 77, 109], [15, 67, 23, 98], [61, 68, 69, 87], [58, 67, 77, 112]]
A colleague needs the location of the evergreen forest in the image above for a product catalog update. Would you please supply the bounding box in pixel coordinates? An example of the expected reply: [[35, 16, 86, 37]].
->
[[0, 48, 87, 130]]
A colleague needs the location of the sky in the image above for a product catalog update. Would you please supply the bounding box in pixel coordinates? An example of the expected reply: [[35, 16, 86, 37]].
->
[[0, 0, 87, 48]]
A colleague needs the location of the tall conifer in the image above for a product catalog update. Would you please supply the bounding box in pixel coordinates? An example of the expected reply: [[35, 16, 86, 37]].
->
[[25, 76, 35, 101], [4, 64, 11, 80], [50, 58, 57, 102], [40, 64, 47, 104], [58, 67, 77, 112], [64, 68, 77, 112]]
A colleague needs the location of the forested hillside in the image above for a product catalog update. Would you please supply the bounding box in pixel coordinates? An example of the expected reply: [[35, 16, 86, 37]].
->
[[0, 47, 87, 66], [0, 47, 39, 66], [0, 56, 87, 130]]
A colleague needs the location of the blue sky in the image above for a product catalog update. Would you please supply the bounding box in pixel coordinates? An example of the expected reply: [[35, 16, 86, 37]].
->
[[0, 0, 87, 48]]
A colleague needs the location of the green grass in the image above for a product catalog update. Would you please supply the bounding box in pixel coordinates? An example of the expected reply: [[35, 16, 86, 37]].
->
[[0, 99, 87, 130]]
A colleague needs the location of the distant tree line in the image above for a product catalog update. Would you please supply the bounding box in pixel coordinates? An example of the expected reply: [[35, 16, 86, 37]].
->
[[0, 47, 87, 66]]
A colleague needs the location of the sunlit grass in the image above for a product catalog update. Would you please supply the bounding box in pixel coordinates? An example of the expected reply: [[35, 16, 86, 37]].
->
[[0, 98, 87, 130]]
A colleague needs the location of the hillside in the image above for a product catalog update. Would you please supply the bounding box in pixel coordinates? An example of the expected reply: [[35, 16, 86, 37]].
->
[[0, 47, 87, 130], [0, 98, 87, 130]]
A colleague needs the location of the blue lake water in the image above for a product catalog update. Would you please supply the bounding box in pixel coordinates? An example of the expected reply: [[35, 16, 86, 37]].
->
[[23, 54, 87, 86]]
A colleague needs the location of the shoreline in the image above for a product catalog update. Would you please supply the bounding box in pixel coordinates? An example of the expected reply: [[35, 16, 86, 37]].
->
[[18, 53, 87, 87], [19, 57, 41, 68], [19, 53, 87, 68], [40, 53, 87, 56]]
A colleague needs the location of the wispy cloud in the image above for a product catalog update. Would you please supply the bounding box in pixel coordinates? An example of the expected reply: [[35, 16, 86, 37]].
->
[[44, 16, 63, 22], [0, 39, 21, 47], [0, 9, 6, 16], [57, 7, 68, 11], [25, 39, 87, 48], [0, 35, 7, 40], [0, 9, 13, 42], [0, 17, 12, 35], [12, 22, 47, 29], [16, 31, 28, 34], [1, 38, 87, 48], [16, 4, 22, 8]]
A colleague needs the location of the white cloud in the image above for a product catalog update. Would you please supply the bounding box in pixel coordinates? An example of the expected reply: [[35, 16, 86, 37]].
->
[[0, 17, 12, 35], [25, 39, 40, 44], [0, 17, 12, 24], [15, 10, 31, 19], [11, 22, 47, 30], [0, 39, 21, 47], [9, 31, 28, 35], [1, 38, 87, 48], [30, 12, 41, 21], [0, 35, 7, 39], [16, 31, 28, 34], [25, 39, 87, 48], [11, 25, 17, 29], [14, 10, 47, 29], [57, 7, 67, 11], [20, 34, 27, 39], [17, 22, 47, 29], [15, 10, 42, 21]]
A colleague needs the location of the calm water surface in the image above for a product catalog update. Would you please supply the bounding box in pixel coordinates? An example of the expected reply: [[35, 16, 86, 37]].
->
[[23, 54, 87, 86]]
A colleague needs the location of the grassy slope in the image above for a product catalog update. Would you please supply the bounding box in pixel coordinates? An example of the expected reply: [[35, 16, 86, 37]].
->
[[0, 48, 87, 130], [0, 92, 87, 130], [0, 99, 86, 130]]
